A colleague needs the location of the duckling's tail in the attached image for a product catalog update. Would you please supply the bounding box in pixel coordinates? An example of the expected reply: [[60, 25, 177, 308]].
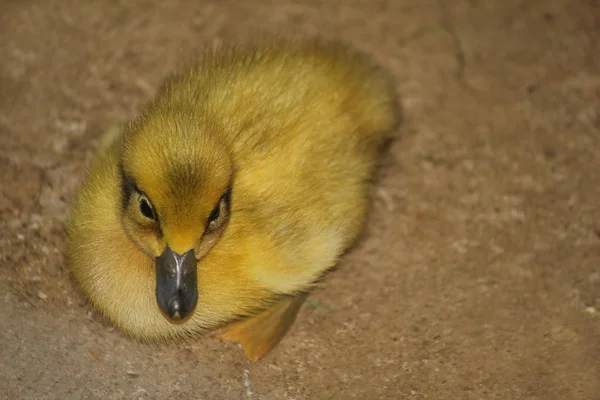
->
[[350, 51, 402, 148]]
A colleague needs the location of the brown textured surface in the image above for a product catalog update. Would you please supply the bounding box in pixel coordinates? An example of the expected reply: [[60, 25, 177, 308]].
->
[[1, 1, 599, 399]]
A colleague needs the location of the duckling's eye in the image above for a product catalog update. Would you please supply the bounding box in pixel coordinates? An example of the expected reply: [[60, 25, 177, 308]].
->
[[139, 197, 155, 220], [207, 188, 230, 228], [208, 203, 220, 224]]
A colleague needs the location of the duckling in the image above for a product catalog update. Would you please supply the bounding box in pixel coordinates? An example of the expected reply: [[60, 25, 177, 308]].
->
[[67, 41, 399, 361]]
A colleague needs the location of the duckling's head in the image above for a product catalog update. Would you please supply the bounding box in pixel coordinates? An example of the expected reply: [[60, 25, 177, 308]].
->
[[119, 110, 233, 323]]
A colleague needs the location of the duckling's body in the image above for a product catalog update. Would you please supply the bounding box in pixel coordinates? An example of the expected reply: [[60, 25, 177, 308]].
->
[[68, 42, 399, 360]]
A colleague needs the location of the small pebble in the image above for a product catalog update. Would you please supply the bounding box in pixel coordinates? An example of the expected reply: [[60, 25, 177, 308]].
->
[[53, 137, 69, 153], [38, 291, 48, 300], [8, 218, 22, 229], [30, 213, 42, 222], [584, 306, 596, 315], [16, 233, 25, 241]]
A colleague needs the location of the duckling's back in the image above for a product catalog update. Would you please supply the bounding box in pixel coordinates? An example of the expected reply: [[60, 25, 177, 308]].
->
[[144, 42, 400, 291]]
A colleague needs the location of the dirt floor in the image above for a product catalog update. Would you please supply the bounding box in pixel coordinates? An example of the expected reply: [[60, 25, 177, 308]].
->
[[1, 0, 599, 399]]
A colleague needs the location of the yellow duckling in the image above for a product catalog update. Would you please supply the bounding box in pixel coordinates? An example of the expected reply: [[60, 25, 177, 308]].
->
[[67, 41, 399, 361]]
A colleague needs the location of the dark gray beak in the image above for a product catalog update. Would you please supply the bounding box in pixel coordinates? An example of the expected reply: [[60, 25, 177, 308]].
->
[[156, 247, 198, 322]]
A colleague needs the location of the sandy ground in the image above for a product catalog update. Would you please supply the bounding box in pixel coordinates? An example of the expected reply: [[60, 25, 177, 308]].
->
[[1, 0, 599, 399]]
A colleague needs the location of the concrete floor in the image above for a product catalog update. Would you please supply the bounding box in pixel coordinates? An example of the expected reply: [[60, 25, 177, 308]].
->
[[1, 0, 599, 399]]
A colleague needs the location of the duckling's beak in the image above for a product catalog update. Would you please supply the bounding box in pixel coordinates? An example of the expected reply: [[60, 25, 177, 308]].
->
[[156, 247, 198, 322]]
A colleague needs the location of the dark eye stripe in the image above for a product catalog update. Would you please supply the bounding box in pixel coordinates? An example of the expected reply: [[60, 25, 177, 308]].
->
[[223, 187, 231, 206], [119, 163, 136, 211]]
